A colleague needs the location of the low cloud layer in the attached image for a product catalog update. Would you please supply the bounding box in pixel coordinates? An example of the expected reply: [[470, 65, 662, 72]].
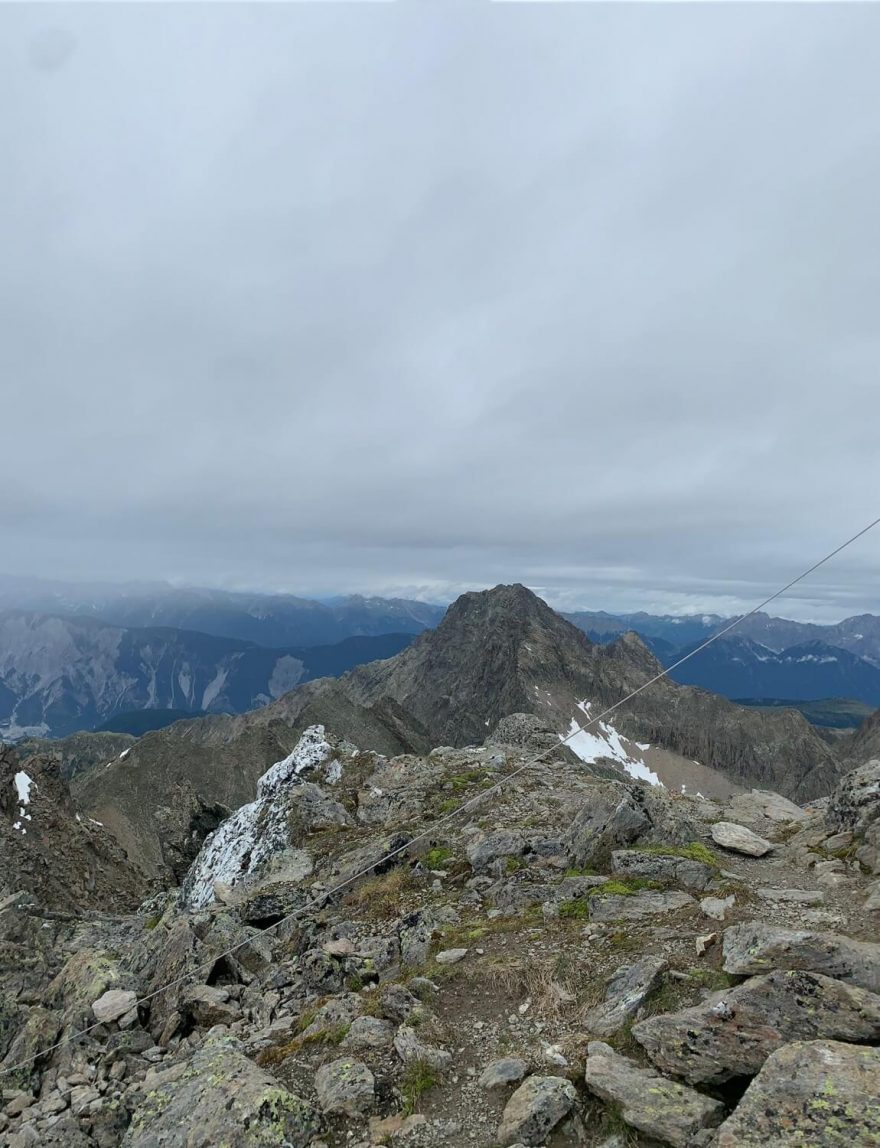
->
[[2, 3, 879, 620]]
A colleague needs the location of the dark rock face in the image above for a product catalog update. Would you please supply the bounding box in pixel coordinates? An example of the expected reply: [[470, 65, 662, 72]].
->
[[0, 747, 149, 913]]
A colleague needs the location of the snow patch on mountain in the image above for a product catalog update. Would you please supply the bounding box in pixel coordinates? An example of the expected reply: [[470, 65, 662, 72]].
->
[[562, 710, 662, 787], [14, 770, 33, 805]]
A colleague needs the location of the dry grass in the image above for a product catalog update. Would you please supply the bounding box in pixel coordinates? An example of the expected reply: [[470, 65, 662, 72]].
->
[[343, 865, 415, 918]]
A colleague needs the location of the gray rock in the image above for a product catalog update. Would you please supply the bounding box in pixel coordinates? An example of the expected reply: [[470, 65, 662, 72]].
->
[[585, 956, 667, 1037], [435, 948, 468, 965], [340, 1016, 395, 1051], [563, 783, 651, 869], [866, 881, 880, 912], [700, 894, 735, 921], [121, 1035, 317, 1147], [314, 1057, 375, 1117], [91, 990, 137, 1025], [611, 849, 715, 893], [827, 759, 880, 837], [478, 1058, 528, 1089], [589, 890, 695, 922], [722, 921, 880, 992], [182, 984, 241, 1028], [466, 830, 526, 874], [379, 984, 428, 1025], [756, 887, 824, 905], [496, 1075, 577, 1147], [710, 822, 773, 856], [584, 1040, 723, 1148], [715, 1040, 880, 1147], [393, 1025, 451, 1072], [299, 993, 363, 1039], [727, 789, 808, 825], [633, 969, 880, 1085]]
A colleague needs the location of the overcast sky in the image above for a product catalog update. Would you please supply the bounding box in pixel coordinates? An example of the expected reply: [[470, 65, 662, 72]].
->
[[2, 2, 880, 622]]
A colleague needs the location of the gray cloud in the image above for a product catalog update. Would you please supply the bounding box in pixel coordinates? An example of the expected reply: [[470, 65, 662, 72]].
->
[[2, 3, 880, 621]]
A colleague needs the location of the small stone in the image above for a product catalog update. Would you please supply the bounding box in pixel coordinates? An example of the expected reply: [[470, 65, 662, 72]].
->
[[696, 932, 718, 956], [434, 948, 468, 965], [700, 895, 735, 921], [478, 1058, 528, 1089], [91, 990, 138, 1025], [393, 1026, 451, 1072], [710, 822, 773, 857]]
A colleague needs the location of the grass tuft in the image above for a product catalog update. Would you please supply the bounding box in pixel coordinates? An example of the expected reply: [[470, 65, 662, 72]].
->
[[400, 1060, 440, 1115]]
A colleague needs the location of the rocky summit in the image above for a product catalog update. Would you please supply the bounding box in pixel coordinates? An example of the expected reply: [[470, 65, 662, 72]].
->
[[2, 712, 880, 1148], [67, 585, 842, 885]]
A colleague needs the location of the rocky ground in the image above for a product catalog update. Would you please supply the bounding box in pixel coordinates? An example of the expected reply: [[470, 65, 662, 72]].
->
[[1, 715, 879, 1147]]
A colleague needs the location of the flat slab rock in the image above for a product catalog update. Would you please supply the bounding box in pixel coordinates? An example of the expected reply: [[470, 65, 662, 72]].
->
[[722, 921, 880, 993], [632, 968, 880, 1085], [121, 1035, 317, 1147], [611, 849, 716, 893], [727, 789, 809, 824], [590, 890, 695, 922], [496, 1075, 577, 1146], [585, 956, 667, 1037], [710, 821, 773, 856], [584, 1040, 723, 1148], [715, 1040, 880, 1147]]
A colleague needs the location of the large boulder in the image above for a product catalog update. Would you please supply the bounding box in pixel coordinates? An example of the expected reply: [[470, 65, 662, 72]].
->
[[715, 1040, 880, 1146], [314, 1057, 375, 1117], [584, 1041, 723, 1148], [563, 784, 651, 869], [122, 1036, 318, 1147], [180, 726, 342, 909], [496, 1075, 577, 1146], [827, 759, 880, 873], [726, 789, 808, 826], [632, 969, 880, 1085], [827, 759, 880, 837], [722, 921, 880, 993], [610, 849, 716, 893], [585, 957, 667, 1037], [589, 890, 695, 922]]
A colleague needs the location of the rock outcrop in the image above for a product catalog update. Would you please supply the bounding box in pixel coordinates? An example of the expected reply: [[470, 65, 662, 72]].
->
[[3, 729, 879, 1148]]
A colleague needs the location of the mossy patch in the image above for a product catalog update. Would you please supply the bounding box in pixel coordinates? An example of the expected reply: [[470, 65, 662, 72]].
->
[[633, 842, 719, 867]]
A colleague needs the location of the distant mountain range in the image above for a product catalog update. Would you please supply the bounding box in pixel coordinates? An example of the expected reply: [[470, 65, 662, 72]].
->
[[0, 611, 414, 739], [0, 574, 445, 647], [566, 610, 880, 716], [3, 574, 880, 740], [566, 608, 880, 667]]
